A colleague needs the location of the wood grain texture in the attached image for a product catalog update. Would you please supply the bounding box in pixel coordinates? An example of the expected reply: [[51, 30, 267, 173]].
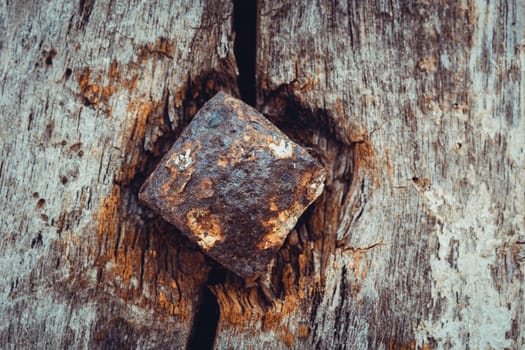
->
[[0, 0, 523, 349], [215, 0, 525, 349], [0, 0, 236, 348]]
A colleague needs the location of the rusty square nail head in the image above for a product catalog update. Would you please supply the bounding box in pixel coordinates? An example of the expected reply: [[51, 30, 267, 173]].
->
[[139, 92, 325, 278]]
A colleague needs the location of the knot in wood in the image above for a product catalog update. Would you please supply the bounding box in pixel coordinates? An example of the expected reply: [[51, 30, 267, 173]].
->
[[139, 92, 325, 278]]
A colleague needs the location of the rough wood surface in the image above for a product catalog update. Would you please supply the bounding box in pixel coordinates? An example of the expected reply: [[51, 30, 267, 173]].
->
[[0, 1, 237, 348], [1, 0, 524, 349], [139, 92, 326, 280]]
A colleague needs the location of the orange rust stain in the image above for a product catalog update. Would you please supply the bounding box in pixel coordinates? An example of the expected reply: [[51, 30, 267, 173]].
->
[[299, 76, 316, 92], [417, 56, 437, 73], [335, 98, 345, 118], [174, 87, 187, 108], [78, 67, 91, 92], [298, 253, 308, 276], [95, 186, 194, 320], [154, 37, 175, 58], [347, 127, 369, 143], [77, 67, 110, 106], [186, 207, 223, 250], [137, 44, 153, 62], [353, 136, 380, 187], [137, 37, 175, 62], [360, 262, 367, 279], [88, 36, 216, 320], [260, 75, 268, 91], [384, 149, 394, 188], [116, 102, 153, 185], [280, 264, 297, 295], [122, 74, 138, 90], [214, 285, 262, 326], [158, 290, 184, 316], [388, 339, 416, 350], [95, 186, 141, 293], [76, 37, 173, 109], [108, 59, 120, 81], [281, 330, 295, 347], [210, 243, 320, 332], [214, 281, 306, 331], [76, 62, 130, 108], [217, 156, 228, 167], [266, 295, 300, 329], [196, 178, 215, 199], [96, 185, 121, 256], [288, 76, 317, 93], [269, 195, 279, 211], [297, 324, 310, 339]]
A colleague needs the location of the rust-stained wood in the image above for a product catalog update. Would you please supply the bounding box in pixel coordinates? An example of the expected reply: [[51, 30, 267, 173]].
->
[[139, 92, 325, 279], [0, 1, 237, 348], [0, 0, 523, 349]]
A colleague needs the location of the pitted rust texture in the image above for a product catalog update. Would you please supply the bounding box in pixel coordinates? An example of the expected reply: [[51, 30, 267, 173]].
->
[[139, 92, 325, 278]]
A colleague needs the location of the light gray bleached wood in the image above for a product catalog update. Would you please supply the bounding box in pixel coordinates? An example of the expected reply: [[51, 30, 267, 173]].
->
[[1, 0, 524, 349], [0, 0, 236, 348], [213, 1, 525, 349]]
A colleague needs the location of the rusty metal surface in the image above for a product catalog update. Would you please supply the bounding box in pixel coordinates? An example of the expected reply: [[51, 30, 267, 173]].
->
[[139, 92, 325, 278]]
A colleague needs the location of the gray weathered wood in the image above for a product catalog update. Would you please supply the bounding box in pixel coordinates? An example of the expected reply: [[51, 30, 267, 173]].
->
[[0, 0, 523, 349], [0, 1, 236, 348]]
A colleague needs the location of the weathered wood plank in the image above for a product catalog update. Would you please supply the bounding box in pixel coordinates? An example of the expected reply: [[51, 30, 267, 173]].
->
[[0, 0, 236, 348], [0, 0, 523, 349], [213, 0, 525, 349]]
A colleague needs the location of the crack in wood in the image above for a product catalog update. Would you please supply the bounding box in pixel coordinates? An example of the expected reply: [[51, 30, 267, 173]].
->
[[339, 241, 386, 253], [233, 0, 257, 106], [78, 0, 95, 30], [186, 286, 220, 350], [185, 1, 259, 347]]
